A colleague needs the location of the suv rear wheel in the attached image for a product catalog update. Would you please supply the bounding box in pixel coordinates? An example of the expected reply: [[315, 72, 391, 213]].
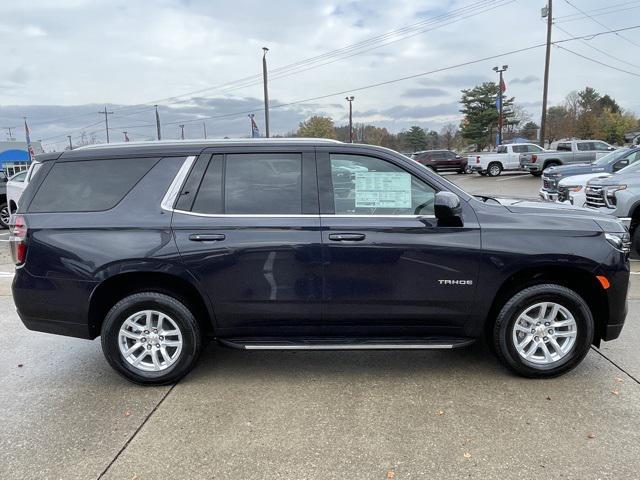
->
[[493, 284, 593, 378], [0, 201, 10, 229], [101, 292, 202, 385]]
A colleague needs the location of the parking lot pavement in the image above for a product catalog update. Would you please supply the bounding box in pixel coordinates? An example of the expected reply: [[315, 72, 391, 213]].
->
[[0, 289, 638, 479], [1, 175, 639, 479], [443, 171, 541, 199]]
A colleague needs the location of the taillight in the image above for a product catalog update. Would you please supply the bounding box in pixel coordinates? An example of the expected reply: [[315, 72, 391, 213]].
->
[[476, 156, 480, 164], [10, 214, 27, 265], [531, 154, 538, 163]]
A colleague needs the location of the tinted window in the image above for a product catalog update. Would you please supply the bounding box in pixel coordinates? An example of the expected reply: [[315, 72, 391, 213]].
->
[[593, 142, 611, 151], [330, 154, 436, 216], [512, 145, 526, 153], [557, 143, 571, 151], [9, 171, 28, 182], [190, 155, 223, 214], [497, 146, 508, 153], [29, 157, 158, 213], [527, 145, 544, 152], [224, 153, 302, 214]]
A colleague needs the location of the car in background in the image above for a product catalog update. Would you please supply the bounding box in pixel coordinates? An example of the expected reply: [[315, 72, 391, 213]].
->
[[7, 161, 41, 217], [585, 159, 640, 252], [520, 140, 616, 176], [557, 173, 610, 206], [540, 147, 640, 201], [410, 149, 467, 173], [469, 143, 545, 177]]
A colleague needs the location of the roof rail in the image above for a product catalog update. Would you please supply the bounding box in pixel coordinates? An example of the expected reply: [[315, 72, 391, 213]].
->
[[76, 138, 343, 150]]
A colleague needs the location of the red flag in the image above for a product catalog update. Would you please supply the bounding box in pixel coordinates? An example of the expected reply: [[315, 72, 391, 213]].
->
[[500, 77, 506, 93]]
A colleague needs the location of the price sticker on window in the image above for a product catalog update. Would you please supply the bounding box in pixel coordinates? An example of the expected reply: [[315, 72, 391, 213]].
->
[[355, 172, 411, 208]]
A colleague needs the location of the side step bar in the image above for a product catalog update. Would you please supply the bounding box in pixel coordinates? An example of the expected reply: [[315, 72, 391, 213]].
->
[[218, 337, 475, 351]]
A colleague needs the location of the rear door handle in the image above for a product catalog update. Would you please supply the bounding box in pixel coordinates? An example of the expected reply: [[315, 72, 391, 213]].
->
[[189, 233, 226, 242], [328, 233, 366, 242]]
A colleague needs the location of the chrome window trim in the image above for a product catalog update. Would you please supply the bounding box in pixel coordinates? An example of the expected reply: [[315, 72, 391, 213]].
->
[[170, 209, 436, 219], [161, 155, 196, 212]]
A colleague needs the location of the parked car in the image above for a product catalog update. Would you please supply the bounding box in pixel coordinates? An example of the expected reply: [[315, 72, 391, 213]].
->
[[585, 159, 640, 252], [410, 149, 467, 173], [469, 143, 545, 177], [557, 173, 609, 206], [7, 161, 42, 216], [12, 139, 629, 384], [520, 140, 615, 176], [539, 147, 640, 201]]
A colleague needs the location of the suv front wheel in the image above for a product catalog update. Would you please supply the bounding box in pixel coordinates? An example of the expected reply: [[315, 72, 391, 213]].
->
[[493, 284, 594, 378], [101, 292, 202, 385]]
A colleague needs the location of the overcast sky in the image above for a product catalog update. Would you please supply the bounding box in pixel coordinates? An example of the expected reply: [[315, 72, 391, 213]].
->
[[2, 0, 639, 150]]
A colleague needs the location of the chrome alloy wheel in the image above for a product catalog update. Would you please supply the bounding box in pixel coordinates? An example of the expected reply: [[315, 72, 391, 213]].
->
[[489, 164, 501, 176], [118, 310, 183, 372], [512, 302, 578, 365]]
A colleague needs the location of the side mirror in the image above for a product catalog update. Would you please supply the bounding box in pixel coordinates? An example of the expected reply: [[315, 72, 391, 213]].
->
[[434, 191, 462, 225]]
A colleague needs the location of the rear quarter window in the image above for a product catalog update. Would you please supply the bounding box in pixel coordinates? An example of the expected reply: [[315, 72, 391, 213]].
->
[[28, 157, 159, 213]]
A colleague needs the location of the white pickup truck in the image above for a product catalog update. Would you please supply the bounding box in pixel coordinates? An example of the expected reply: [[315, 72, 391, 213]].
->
[[468, 143, 546, 177]]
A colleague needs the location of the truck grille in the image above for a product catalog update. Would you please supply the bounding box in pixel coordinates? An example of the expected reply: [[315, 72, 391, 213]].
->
[[585, 186, 607, 208]]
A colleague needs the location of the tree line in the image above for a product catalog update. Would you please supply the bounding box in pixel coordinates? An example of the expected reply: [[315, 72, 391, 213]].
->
[[290, 83, 639, 152]]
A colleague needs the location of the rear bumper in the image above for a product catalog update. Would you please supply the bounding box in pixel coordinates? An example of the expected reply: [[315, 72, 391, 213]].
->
[[470, 165, 484, 173], [12, 268, 98, 340], [522, 163, 541, 172]]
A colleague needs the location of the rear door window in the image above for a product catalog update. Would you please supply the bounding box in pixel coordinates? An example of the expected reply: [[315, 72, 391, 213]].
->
[[557, 143, 571, 151], [28, 157, 158, 212], [189, 153, 303, 215]]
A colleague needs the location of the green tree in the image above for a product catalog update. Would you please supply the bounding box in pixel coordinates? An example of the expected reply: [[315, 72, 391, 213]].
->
[[459, 82, 514, 150], [599, 94, 621, 114], [297, 116, 336, 138], [401, 126, 428, 152], [520, 121, 539, 140]]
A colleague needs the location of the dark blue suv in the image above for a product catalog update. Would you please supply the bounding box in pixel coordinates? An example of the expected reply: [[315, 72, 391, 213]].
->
[[11, 140, 630, 384]]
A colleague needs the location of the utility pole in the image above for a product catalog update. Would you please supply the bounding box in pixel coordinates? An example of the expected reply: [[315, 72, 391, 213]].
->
[[155, 105, 162, 141], [203, 122, 207, 139], [3, 126, 14, 140], [492, 65, 508, 146], [262, 47, 270, 138], [179, 124, 185, 140], [67, 135, 73, 150], [345, 96, 355, 143], [98, 106, 114, 143], [539, 0, 553, 148]]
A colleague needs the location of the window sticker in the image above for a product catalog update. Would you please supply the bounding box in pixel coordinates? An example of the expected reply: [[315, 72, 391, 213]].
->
[[355, 172, 411, 208]]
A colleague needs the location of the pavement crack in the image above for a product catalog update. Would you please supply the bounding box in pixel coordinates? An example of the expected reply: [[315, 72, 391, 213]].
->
[[591, 346, 640, 385], [96, 383, 177, 479]]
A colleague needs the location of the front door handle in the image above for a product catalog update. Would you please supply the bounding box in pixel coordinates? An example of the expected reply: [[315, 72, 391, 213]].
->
[[189, 233, 226, 242], [328, 233, 366, 242]]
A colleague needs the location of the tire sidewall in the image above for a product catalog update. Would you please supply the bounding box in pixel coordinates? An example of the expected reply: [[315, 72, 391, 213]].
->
[[495, 285, 594, 377], [487, 162, 502, 177], [101, 293, 201, 385]]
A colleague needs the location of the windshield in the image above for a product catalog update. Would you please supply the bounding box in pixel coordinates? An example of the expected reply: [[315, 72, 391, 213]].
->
[[617, 155, 640, 174], [593, 148, 628, 166]]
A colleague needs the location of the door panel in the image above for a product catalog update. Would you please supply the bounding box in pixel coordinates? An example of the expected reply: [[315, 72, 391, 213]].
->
[[317, 149, 481, 332], [171, 149, 322, 334]]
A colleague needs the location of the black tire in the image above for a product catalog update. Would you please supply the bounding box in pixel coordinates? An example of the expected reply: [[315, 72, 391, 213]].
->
[[101, 292, 202, 385], [0, 202, 9, 229], [487, 162, 503, 177], [531, 171, 543, 177], [493, 284, 594, 378]]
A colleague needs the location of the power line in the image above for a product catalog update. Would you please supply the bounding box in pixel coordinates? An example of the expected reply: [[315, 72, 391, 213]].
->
[[563, 0, 640, 48], [555, 44, 640, 78], [553, 23, 640, 70], [554, 1, 640, 22]]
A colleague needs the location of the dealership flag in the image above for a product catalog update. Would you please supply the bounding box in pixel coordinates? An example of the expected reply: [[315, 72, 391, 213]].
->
[[500, 76, 506, 93], [24, 118, 35, 160], [249, 114, 260, 138]]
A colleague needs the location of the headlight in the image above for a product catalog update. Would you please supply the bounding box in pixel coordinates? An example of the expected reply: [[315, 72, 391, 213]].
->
[[604, 185, 626, 198], [568, 185, 582, 192], [605, 232, 631, 254]]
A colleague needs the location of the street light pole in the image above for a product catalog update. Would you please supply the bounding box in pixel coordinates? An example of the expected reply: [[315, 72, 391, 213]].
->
[[155, 105, 162, 141], [203, 122, 207, 139], [345, 96, 355, 143], [539, 0, 553, 148], [492, 65, 508, 146], [179, 124, 185, 140], [67, 135, 73, 150], [262, 47, 270, 138]]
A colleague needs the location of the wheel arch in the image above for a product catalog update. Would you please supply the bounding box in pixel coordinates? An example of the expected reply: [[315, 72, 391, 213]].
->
[[88, 271, 214, 339], [483, 265, 608, 347], [542, 159, 561, 169]]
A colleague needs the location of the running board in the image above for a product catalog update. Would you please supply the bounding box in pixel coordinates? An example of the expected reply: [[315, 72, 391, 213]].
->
[[218, 336, 475, 351]]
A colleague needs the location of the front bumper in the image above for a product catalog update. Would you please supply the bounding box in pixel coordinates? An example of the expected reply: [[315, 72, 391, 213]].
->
[[539, 189, 558, 202]]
